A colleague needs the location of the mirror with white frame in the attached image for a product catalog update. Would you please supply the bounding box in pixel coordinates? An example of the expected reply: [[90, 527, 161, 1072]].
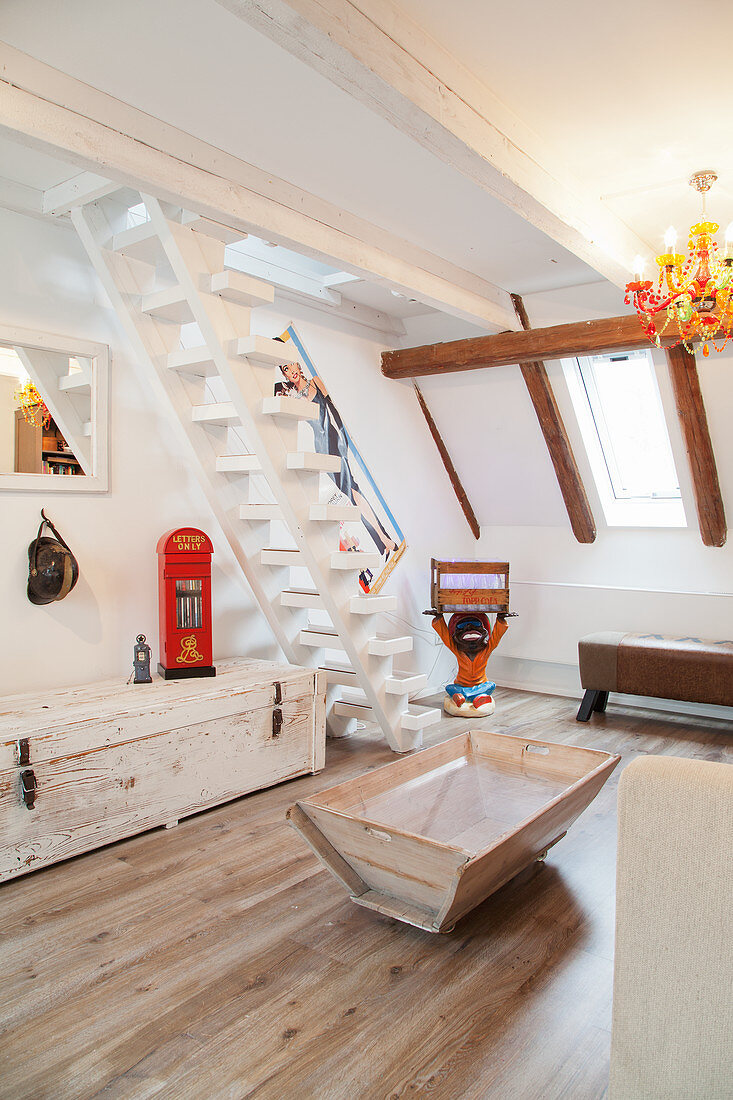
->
[[0, 325, 108, 493]]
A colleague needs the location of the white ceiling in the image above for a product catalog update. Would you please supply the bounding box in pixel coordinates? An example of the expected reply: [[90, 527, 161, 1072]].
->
[[0, 0, 602, 299], [0, 133, 77, 190], [388, 0, 733, 253], [2, 0, 731, 288], [1, 0, 729, 530]]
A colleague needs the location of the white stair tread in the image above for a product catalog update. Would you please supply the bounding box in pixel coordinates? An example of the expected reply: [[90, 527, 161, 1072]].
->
[[385, 672, 428, 695], [330, 551, 382, 570], [111, 221, 160, 263], [280, 588, 324, 610], [323, 664, 359, 686], [142, 286, 192, 323], [233, 334, 289, 364], [216, 453, 261, 472], [181, 215, 246, 245], [349, 594, 398, 615], [367, 635, 413, 657], [287, 451, 341, 473], [210, 272, 274, 308], [239, 504, 281, 520], [400, 706, 441, 732], [167, 347, 218, 376], [338, 687, 369, 704], [58, 374, 91, 392], [192, 402, 239, 426], [309, 504, 361, 522], [261, 548, 302, 567], [300, 628, 345, 649], [261, 396, 318, 421], [333, 700, 374, 720]]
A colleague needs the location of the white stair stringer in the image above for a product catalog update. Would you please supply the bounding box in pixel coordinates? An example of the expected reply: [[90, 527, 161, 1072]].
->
[[70, 201, 313, 674], [72, 191, 433, 752]]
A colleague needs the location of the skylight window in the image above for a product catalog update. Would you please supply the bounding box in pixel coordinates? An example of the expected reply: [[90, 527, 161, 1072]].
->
[[126, 202, 149, 228], [577, 351, 680, 500], [562, 349, 686, 528]]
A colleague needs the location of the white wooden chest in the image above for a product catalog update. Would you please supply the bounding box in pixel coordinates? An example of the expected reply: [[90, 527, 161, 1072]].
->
[[0, 658, 326, 882]]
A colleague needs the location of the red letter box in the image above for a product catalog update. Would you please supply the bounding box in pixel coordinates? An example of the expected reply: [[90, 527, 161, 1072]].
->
[[157, 527, 216, 679]]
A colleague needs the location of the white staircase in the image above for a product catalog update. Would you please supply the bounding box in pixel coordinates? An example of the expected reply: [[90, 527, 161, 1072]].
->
[[70, 191, 439, 752]]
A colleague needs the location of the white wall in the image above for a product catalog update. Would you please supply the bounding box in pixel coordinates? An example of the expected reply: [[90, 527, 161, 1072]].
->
[[0, 207, 281, 695], [476, 284, 733, 708], [6, 205, 729, 712], [0, 207, 474, 698], [248, 295, 478, 691]]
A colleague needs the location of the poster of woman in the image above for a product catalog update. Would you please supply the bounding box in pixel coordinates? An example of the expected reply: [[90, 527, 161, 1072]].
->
[[273, 325, 406, 593]]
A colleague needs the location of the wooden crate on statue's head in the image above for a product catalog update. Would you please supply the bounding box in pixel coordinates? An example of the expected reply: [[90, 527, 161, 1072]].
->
[[428, 558, 516, 718]]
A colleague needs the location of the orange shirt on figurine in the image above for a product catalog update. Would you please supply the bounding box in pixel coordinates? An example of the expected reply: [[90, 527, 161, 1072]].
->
[[432, 611, 508, 713]]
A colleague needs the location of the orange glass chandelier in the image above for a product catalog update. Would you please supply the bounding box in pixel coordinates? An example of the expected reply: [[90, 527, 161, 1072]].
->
[[14, 380, 51, 429], [625, 171, 733, 356]]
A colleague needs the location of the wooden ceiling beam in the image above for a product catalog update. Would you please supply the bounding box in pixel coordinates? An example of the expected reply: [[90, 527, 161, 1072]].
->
[[381, 314, 695, 379], [413, 384, 480, 540], [511, 295, 596, 544], [0, 43, 515, 330], [217, 0, 647, 286], [665, 345, 726, 548]]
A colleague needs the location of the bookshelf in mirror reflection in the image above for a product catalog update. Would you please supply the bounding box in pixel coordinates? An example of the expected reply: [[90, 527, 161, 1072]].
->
[[14, 409, 83, 475]]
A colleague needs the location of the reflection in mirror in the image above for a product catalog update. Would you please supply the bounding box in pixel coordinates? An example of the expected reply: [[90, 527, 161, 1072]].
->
[[0, 326, 108, 493], [0, 347, 87, 477]]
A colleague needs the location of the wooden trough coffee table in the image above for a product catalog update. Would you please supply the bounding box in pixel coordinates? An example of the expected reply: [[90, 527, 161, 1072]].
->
[[289, 730, 620, 933]]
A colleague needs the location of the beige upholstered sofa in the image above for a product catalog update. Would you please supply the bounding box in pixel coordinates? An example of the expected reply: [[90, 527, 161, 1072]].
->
[[609, 755, 732, 1098]]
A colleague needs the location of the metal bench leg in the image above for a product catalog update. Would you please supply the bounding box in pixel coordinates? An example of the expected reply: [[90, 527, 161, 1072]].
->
[[577, 689, 601, 722], [594, 690, 609, 713]]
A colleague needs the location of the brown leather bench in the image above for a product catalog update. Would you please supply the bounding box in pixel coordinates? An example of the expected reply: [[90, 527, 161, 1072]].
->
[[577, 632, 733, 721]]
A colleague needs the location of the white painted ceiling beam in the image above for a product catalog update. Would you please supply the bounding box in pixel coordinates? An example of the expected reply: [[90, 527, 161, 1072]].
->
[[42, 171, 119, 216], [223, 246, 405, 337], [322, 272, 362, 288], [0, 42, 517, 331], [225, 246, 343, 305], [0, 174, 44, 219], [215, 0, 648, 287]]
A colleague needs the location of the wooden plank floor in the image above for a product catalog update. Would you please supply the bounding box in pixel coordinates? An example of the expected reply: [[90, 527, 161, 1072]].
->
[[0, 688, 730, 1100]]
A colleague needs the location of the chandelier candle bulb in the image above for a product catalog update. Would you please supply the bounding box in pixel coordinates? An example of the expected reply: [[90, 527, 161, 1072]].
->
[[664, 226, 678, 252], [725, 223, 733, 259]]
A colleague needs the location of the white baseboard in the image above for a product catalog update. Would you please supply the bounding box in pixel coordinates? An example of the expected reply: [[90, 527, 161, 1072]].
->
[[417, 654, 733, 725]]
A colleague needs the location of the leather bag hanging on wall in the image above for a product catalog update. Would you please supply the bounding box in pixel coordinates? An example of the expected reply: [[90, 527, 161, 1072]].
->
[[27, 510, 79, 605]]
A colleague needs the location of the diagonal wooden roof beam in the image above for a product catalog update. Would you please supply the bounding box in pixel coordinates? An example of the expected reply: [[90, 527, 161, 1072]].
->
[[381, 314, 723, 379], [665, 345, 726, 547], [413, 383, 480, 540], [511, 295, 596, 544]]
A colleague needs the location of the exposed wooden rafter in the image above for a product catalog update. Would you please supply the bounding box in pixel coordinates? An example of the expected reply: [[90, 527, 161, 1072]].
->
[[511, 295, 595, 545], [665, 345, 726, 548], [217, 0, 648, 286], [413, 384, 480, 540], [0, 42, 516, 331], [380, 314, 726, 379]]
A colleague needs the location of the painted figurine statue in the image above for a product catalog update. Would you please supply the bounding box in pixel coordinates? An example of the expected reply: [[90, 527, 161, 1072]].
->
[[431, 611, 508, 717]]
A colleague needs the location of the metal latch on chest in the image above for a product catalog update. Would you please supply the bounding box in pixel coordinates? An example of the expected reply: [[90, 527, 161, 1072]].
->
[[15, 740, 37, 810], [272, 682, 282, 738]]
